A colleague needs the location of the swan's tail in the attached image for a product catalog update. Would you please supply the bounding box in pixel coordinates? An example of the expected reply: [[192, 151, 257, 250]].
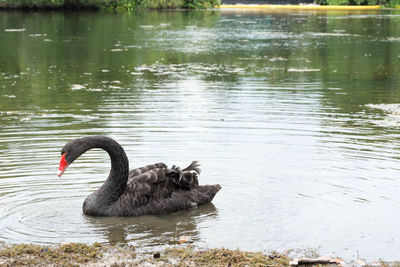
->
[[196, 184, 221, 205], [169, 161, 201, 190], [169, 162, 221, 204], [182, 161, 201, 174]]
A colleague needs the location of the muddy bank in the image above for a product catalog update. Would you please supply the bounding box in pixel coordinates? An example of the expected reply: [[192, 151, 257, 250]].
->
[[0, 243, 399, 266]]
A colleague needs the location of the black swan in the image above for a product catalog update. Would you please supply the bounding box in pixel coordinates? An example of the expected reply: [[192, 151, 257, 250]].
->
[[57, 136, 221, 217]]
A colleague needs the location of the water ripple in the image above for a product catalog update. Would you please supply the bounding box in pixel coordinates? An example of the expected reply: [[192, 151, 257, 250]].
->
[[1, 10, 400, 262]]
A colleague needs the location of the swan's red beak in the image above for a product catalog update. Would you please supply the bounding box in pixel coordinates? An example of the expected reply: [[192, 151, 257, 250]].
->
[[57, 153, 69, 177]]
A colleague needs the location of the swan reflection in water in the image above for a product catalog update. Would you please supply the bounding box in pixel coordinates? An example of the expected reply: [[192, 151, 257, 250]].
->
[[84, 203, 218, 247]]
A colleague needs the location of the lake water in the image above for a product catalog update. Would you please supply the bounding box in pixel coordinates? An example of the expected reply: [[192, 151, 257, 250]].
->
[[1, 8, 400, 261]]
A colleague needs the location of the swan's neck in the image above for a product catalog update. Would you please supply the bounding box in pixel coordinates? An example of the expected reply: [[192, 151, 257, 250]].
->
[[83, 136, 129, 207]]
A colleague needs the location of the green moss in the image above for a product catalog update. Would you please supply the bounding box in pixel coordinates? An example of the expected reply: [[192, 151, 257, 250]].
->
[[0, 244, 43, 257], [0, 244, 289, 266], [57, 243, 102, 262], [160, 246, 290, 267], [2, 244, 400, 266], [0, 243, 103, 265]]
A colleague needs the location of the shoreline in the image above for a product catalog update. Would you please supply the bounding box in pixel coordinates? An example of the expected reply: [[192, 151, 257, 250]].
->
[[0, 2, 387, 11], [0, 243, 399, 266], [218, 4, 382, 10]]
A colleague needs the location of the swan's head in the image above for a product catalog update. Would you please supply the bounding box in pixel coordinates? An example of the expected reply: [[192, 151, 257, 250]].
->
[[57, 137, 94, 177]]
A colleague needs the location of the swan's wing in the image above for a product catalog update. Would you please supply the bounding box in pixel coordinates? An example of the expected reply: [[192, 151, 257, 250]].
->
[[125, 163, 200, 203], [124, 167, 175, 205], [128, 162, 167, 179], [112, 162, 202, 215]]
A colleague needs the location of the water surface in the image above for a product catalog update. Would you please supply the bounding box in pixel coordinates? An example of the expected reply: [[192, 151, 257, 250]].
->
[[1, 9, 400, 261]]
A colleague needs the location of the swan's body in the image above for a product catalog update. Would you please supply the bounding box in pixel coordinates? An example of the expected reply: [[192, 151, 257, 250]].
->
[[57, 136, 221, 217]]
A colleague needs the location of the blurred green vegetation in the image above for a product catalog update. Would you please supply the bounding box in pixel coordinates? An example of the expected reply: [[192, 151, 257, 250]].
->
[[385, 0, 400, 7], [317, 0, 397, 6], [0, 0, 220, 11], [2, 0, 400, 9], [139, 0, 184, 9]]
